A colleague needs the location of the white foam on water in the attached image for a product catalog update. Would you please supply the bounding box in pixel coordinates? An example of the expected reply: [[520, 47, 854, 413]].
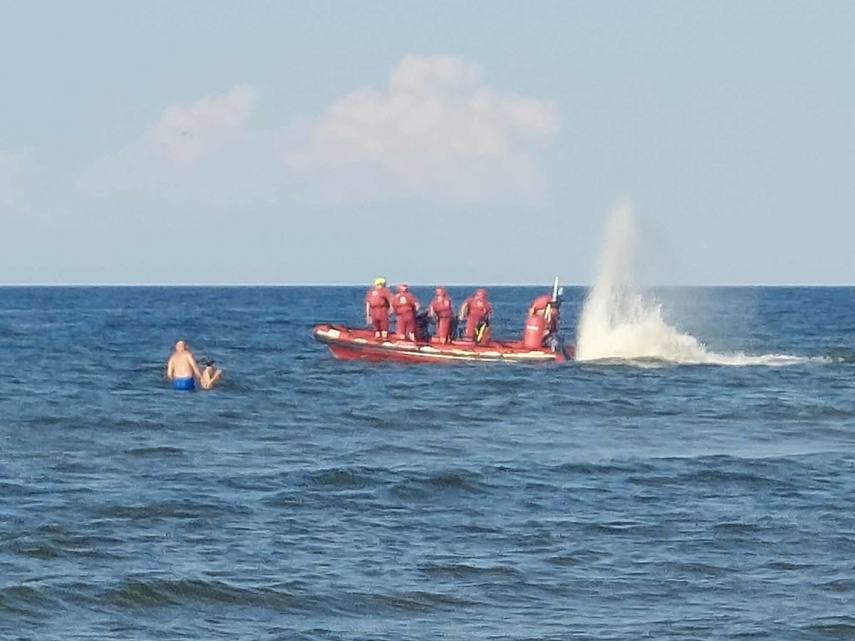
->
[[575, 200, 814, 366]]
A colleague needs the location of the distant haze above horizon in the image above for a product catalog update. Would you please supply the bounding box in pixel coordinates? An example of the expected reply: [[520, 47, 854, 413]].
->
[[2, 2, 853, 286]]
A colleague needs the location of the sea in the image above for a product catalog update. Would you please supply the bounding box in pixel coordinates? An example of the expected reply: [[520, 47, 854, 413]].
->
[[1, 280, 853, 640]]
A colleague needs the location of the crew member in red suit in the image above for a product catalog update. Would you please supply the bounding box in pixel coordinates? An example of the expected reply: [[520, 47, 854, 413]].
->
[[392, 284, 420, 341], [428, 287, 454, 344], [527, 293, 560, 334], [365, 277, 394, 339], [458, 288, 492, 342]]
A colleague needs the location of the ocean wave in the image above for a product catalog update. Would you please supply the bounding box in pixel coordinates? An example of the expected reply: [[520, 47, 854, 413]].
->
[[97, 499, 251, 521], [0, 584, 60, 618], [3, 539, 63, 560], [125, 446, 186, 458], [327, 589, 477, 615], [826, 349, 855, 363], [420, 561, 525, 582], [800, 618, 855, 638], [299, 466, 382, 490], [679, 468, 783, 489], [2, 521, 129, 563], [581, 520, 664, 537], [818, 578, 855, 593], [390, 470, 487, 501], [104, 577, 304, 610]]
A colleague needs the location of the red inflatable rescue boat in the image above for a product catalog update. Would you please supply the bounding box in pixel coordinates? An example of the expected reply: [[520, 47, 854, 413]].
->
[[313, 325, 574, 364], [314, 278, 574, 364]]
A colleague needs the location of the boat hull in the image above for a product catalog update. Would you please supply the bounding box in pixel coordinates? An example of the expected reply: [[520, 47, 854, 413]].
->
[[313, 325, 573, 364]]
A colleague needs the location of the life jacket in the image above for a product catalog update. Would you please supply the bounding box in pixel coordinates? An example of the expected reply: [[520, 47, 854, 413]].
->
[[523, 313, 547, 349], [366, 286, 392, 308], [430, 295, 454, 319], [466, 296, 491, 319], [393, 292, 418, 315], [530, 294, 559, 331]]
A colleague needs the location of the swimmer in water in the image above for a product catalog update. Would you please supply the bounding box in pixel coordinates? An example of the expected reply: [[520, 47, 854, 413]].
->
[[200, 360, 223, 390], [166, 340, 202, 391]]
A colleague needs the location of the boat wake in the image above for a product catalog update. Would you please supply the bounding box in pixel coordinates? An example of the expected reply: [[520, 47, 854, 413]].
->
[[574, 200, 815, 366]]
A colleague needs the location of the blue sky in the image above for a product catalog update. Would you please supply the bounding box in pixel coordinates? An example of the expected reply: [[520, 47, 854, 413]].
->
[[1, 1, 853, 285]]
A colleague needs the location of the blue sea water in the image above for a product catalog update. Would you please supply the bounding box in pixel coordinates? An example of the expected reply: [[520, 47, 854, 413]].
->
[[1, 286, 853, 640]]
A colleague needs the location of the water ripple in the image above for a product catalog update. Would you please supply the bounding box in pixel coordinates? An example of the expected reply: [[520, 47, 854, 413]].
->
[[1, 286, 853, 640]]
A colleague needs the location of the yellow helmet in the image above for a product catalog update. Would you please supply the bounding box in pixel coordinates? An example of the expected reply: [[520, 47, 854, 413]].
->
[[374, 277, 386, 286]]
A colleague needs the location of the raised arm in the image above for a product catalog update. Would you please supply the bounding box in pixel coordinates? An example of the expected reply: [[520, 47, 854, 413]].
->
[[458, 300, 469, 321]]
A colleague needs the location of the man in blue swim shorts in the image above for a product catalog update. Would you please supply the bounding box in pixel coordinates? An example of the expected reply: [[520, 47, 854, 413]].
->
[[166, 340, 203, 391]]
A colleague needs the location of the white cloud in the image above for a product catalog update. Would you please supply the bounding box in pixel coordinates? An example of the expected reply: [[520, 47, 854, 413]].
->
[[77, 85, 286, 206], [288, 55, 560, 203], [77, 56, 560, 206], [144, 84, 258, 167], [0, 150, 28, 210]]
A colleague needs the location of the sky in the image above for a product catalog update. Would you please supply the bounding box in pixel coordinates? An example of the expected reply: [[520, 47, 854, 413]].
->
[[1, 1, 853, 286]]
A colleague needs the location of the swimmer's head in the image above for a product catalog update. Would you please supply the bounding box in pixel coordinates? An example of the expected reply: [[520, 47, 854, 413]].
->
[[176, 340, 187, 351], [435, 287, 447, 296], [204, 360, 215, 367], [476, 288, 487, 298], [397, 283, 408, 292], [374, 277, 386, 286]]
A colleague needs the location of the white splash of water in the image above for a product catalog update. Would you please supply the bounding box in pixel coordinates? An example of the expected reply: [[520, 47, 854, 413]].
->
[[575, 200, 810, 366]]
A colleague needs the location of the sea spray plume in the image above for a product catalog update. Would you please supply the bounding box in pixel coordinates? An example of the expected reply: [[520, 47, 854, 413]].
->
[[574, 201, 808, 365], [574, 199, 711, 361]]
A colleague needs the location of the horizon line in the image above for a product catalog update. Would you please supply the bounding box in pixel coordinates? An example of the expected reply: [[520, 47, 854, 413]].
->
[[0, 282, 852, 288]]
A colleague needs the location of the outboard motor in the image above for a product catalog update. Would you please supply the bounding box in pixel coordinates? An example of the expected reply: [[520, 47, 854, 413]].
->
[[543, 332, 561, 352], [562, 343, 576, 360]]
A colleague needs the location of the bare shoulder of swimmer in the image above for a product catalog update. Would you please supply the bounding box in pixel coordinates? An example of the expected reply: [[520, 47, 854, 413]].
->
[[167, 343, 198, 379], [167, 343, 187, 369]]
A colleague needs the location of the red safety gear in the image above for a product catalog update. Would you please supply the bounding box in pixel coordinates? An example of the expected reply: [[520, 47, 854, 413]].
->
[[429, 295, 454, 319], [365, 285, 393, 335], [393, 291, 419, 339], [528, 294, 559, 332], [529, 294, 551, 314], [366, 286, 393, 308], [429, 292, 454, 344], [522, 313, 547, 349], [393, 291, 418, 315], [461, 295, 492, 340]]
